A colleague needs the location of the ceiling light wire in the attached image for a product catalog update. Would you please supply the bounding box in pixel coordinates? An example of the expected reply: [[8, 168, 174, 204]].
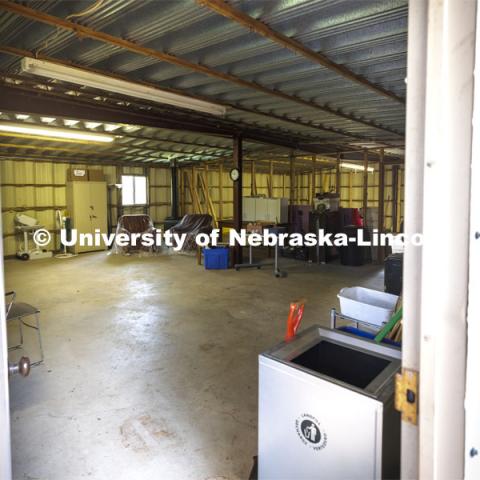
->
[[35, 0, 106, 58]]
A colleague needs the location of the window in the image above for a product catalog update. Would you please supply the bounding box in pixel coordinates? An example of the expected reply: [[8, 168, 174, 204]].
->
[[121, 175, 147, 206]]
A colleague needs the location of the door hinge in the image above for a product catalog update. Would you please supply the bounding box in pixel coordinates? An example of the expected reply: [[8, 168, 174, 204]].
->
[[395, 368, 418, 425]]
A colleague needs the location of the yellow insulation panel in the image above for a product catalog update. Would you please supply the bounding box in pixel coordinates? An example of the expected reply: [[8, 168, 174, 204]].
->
[[178, 164, 404, 232], [1, 160, 171, 256]]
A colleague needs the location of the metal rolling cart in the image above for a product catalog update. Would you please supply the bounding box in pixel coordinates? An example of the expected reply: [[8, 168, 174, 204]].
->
[[234, 226, 288, 277], [272, 235, 287, 277], [330, 308, 381, 331], [234, 234, 263, 270], [330, 308, 402, 348]]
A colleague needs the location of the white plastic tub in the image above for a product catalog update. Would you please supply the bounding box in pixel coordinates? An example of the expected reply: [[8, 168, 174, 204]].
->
[[391, 234, 405, 254], [337, 287, 399, 327]]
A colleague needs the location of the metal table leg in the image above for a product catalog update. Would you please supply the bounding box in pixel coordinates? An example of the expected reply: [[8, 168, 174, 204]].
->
[[274, 243, 287, 277], [234, 244, 263, 270]]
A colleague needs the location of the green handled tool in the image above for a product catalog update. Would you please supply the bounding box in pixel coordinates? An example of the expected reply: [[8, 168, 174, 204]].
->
[[375, 307, 403, 343]]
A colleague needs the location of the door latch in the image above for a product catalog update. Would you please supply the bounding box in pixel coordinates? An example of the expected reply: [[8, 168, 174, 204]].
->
[[8, 356, 30, 378], [395, 368, 418, 425]]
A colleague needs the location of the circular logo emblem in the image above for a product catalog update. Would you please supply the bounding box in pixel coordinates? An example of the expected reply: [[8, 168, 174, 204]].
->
[[295, 414, 327, 451]]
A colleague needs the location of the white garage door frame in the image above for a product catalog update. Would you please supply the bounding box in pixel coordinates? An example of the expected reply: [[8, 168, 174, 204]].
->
[[418, 0, 476, 475], [403, 0, 477, 478]]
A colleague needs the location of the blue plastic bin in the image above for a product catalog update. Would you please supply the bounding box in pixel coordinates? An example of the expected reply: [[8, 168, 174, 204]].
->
[[204, 247, 229, 270], [338, 326, 401, 348]]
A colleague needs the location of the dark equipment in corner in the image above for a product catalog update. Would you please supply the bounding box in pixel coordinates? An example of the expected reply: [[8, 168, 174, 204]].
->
[[164, 162, 181, 231], [385, 253, 403, 295], [338, 226, 372, 266]]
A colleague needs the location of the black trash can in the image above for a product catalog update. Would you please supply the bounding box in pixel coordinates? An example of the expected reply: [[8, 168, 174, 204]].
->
[[385, 253, 403, 295], [339, 226, 371, 266]]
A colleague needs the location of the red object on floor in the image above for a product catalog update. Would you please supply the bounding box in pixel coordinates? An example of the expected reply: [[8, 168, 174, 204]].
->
[[285, 300, 305, 341], [352, 208, 363, 227]]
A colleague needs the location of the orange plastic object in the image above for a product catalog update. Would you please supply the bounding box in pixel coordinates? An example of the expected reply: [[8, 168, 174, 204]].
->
[[285, 300, 305, 341]]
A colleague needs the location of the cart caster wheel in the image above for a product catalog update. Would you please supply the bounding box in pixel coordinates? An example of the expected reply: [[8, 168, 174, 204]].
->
[[235, 268, 239, 271], [20, 253, 29, 261]]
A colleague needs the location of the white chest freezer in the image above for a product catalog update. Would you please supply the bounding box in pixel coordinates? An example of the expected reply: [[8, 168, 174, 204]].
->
[[258, 326, 401, 480]]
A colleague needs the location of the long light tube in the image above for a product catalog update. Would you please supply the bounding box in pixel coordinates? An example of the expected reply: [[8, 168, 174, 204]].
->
[[21, 58, 227, 117], [340, 162, 375, 173], [0, 122, 114, 143]]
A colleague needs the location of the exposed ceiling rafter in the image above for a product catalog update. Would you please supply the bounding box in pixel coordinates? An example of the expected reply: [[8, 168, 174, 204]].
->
[[0, 140, 222, 162], [197, 0, 404, 104], [0, 84, 313, 151], [0, 83, 403, 163], [0, 152, 171, 167], [0, 111, 238, 153]]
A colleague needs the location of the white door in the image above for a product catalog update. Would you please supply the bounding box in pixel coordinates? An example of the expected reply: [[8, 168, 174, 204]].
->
[[0, 187, 12, 479], [464, 5, 480, 476]]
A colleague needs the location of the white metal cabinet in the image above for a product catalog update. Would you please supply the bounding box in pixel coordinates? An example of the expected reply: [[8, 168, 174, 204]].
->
[[265, 197, 288, 223], [242, 197, 288, 223], [66, 181, 108, 253], [242, 197, 256, 222]]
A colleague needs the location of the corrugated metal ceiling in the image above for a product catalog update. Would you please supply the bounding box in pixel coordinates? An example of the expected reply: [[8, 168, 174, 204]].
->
[[0, 112, 277, 165], [0, 0, 407, 164]]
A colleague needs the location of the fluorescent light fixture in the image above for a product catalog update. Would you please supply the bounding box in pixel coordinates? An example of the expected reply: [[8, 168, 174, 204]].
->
[[104, 124, 122, 132], [15, 114, 30, 120], [85, 121, 102, 129], [0, 122, 114, 143], [340, 162, 375, 173], [40, 117, 56, 123], [124, 125, 141, 132], [21, 58, 227, 117]]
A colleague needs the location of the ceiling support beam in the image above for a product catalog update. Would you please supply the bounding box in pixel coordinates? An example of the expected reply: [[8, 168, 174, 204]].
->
[[0, 85, 311, 151], [377, 148, 385, 264], [335, 152, 341, 195], [362, 149, 369, 224], [289, 152, 295, 204], [0, 137, 225, 161], [232, 135, 243, 264], [0, 85, 233, 136], [0, 46, 394, 144], [0, 1, 403, 137], [0, 153, 169, 168], [170, 161, 179, 219], [391, 165, 399, 232], [197, 0, 404, 104]]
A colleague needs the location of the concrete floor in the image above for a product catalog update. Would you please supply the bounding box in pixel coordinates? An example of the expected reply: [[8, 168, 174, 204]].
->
[[5, 251, 383, 480]]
